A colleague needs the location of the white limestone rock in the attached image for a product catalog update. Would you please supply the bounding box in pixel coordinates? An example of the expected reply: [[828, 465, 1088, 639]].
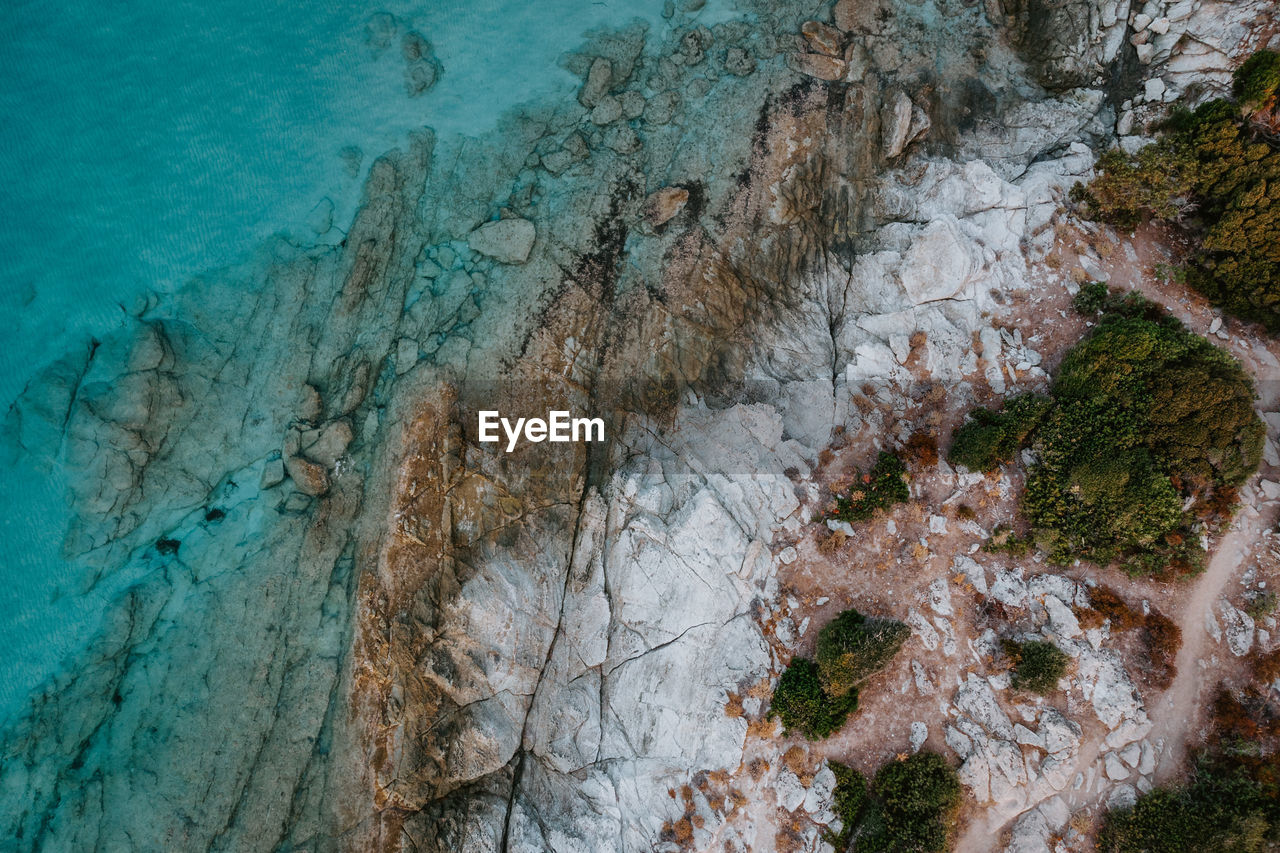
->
[[955, 674, 1015, 739], [928, 577, 954, 616], [898, 216, 980, 304]]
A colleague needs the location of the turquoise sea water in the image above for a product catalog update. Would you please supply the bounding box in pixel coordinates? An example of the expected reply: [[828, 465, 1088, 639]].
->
[[0, 0, 730, 725]]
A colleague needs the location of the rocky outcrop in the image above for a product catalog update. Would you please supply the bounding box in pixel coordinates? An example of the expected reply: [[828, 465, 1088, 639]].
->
[[992, 0, 1132, 89]]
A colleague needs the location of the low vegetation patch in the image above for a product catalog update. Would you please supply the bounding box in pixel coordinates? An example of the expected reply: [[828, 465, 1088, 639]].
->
[[815, 609, 911, 697], [1072, 49, 1280, 330], [1003, 639, 1070, 694], [1140, 608, 1182, 690], [1075, 586, 1181, 688], [949, 301, 1263, 575], [768, 657, 859, 740], [830, 452, 910, 523], [769, 609, 908, 740], [827, 753, 963, 852], [947, 394, 1050, 473]]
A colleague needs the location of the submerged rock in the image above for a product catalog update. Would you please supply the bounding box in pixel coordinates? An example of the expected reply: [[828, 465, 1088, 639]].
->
[[468, 217, 536, 264]]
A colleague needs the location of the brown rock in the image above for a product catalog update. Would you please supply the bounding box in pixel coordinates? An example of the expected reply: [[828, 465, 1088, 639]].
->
[[298, 384, 323, 422], [645, 187, 690, 227], [834, 0, 881, 33], [787, 52, 847, 81], [801, 21, 843, 57], [285, 455, 331, 496], [304, 420, 354, 468]]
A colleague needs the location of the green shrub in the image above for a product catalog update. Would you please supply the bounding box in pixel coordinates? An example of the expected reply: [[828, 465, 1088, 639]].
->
[[1099, 758, 1280, 851], [1077, 142, 1201, 229], [983, 524, 1033, 556], [858, 753, 964, 852], [824, 762, 870, 849], [1013, 311, 1262, 573], [769, 657, 859, 740], [1006, 639, 1070, 694], [947, 394, 1052, 472], [1244, 589, 1277, 620], [1073, 280, 1111, 314], [1075, 53, 1280, 330], [828, 753, 964, 852], [1233, 49, 1280, 114], [831, 452, 910, 522], [815, 609, 910, 697]]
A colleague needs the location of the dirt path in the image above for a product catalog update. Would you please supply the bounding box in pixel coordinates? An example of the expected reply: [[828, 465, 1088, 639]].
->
[[1148, 509, 1270, 779]]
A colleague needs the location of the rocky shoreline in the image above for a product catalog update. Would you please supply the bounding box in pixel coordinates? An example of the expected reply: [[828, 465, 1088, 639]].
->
[[2, 0, 1277, 850]]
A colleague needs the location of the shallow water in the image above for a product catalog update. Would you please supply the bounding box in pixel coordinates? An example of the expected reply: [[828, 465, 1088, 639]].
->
[[0, 0, 723, 725]]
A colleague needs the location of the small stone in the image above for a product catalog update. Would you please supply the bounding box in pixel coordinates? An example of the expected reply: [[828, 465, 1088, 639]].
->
[[1014, 723, 1045, 749], [1209, 316, 1223, 334], [889, 334, 911, 364], [620, 90, 646, 119], [605, 126, 641, 154], [283, 493, 312, 512], [1138, 741, 1156, 774], [910, 721, 928, 752], [283, 427, 302, 458], [590, 95, 623, 125], [286, 455, 331, 496], [777, 770, 806, 812], [1144, 78, 1166, 102], [1137, 43, 1155, 64], [304, 420, 353, 468], [1108, 784, 1138, 809], [907, 105, 931, 145], [928, 578, 953, 616], [724, 46, 755, 76], [645, 186, 690, 227], [260, 457, 285, 489], [396, 338, 419, 375], [1105, 752, 1130, 780], [801, 21, 843, 56], [1149, 16, 1169, 33], [787, 52, 846, 81], [1133, 12, 1152, 30], [299, 384, 323, 423], [579, 58, 612, 107], [881, 91, 914, 158], [542, 150, 573, 175]]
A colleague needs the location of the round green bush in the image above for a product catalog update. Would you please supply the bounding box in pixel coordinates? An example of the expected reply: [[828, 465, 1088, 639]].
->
[[815, 609, 910, 697], [1009, 640, 1070, 694], [768, 657, 858, 740], [864, 752, 964, 852]]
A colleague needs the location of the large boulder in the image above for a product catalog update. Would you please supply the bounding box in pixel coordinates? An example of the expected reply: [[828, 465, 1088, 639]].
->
[[898, 216, 980, 304], [468, 218, 536, 264]]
